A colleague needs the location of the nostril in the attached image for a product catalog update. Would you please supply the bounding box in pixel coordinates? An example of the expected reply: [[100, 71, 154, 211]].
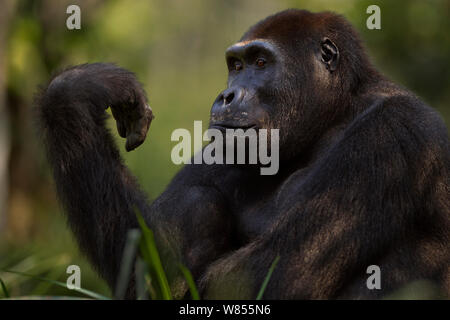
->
[[224, 92, 235, 105], [215, 93, 224, 104]]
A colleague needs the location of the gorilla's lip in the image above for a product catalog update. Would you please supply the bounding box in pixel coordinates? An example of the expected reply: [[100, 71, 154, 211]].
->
[[209, 123, 257, 132]]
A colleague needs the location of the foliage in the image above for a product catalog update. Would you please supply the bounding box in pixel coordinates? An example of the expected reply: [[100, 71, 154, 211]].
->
[[1, 0, 448, 298], [0, 212, 278, 300]]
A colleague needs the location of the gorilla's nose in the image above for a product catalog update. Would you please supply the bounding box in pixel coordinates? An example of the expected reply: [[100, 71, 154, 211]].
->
[[223, 90, 235, 105], [211, 87, 244, 113]]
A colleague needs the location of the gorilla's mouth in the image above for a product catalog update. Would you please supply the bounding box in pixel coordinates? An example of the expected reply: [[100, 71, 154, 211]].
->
[[209, 123, 257, 132]]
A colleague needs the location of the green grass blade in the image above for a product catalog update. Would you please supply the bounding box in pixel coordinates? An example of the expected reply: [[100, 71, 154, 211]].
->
[[135, 211, 172, 300], [135, 257, 150, 300], [115, 229, 141, 299], [256, 256, 280, 300], [31, 268, 64, 296], [0, 277, 10, 298], [0, 269, 110, 300], [179, 264, 200, 300]]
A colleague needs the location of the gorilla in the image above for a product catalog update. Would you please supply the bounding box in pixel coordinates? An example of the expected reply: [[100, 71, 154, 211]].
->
[[36, 9, 449, 299]]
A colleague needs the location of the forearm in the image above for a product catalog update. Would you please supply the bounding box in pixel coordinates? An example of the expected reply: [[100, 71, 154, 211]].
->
[[36, 63, 152, 288]]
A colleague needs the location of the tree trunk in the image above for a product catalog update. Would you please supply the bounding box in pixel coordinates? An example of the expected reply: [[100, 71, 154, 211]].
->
[[0, 0, 16, 231]]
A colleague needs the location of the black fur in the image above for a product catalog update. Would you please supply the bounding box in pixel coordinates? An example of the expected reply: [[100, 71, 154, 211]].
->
[[36, 10, 450, 299]]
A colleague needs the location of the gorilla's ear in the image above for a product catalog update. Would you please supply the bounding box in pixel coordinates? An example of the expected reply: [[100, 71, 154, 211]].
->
[[320, 38, 339, 72]]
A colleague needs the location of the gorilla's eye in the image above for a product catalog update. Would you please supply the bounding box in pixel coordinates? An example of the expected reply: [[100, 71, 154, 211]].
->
[[256, 58, 266, 68], [234, 61, 243, 71]]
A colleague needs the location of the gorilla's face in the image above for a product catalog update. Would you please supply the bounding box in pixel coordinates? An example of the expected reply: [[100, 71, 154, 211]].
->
[[208, 9, 346, 162], [208, 35, 323, 161], [209, 40, 282, 133]]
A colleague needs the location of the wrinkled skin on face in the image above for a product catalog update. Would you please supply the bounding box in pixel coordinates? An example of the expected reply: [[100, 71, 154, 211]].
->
[[210, 11, 370, 161]]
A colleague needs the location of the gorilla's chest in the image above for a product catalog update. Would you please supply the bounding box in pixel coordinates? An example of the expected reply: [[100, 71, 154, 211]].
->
[[234, 193, 278, 243], [230, 167, 308, 243]]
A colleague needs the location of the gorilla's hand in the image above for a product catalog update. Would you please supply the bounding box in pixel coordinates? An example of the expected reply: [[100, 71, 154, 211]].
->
[[111, 96, 154, 152], [107, 73, 154, 152], [44, 63, 155, 152]]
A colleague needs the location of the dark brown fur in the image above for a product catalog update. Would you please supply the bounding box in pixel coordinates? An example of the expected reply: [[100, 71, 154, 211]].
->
[[36, 10, 450, 299]]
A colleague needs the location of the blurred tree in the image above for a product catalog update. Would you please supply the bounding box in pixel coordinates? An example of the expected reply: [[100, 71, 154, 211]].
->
[[0, 0, 16, 232], [6, 0, 104, 241], [349, 0, 450, 121]]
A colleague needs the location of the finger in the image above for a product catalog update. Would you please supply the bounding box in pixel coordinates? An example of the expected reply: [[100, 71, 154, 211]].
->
[[144, 103, 155, 121], [125, 115, 152, 152], [125, 132, 145, 152], [116, 120, 127, 138]]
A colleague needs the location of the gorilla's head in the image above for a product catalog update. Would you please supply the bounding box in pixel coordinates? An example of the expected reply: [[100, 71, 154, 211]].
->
[[209, 9, 376, 160]]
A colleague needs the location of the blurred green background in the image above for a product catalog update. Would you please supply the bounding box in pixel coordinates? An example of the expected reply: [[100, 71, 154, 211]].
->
[[0, 0, 448, 298]]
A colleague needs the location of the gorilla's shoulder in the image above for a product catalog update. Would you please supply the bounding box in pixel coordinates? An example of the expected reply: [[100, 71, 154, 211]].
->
[[362, 92, 446, 137], [342, 91, 449, 160]]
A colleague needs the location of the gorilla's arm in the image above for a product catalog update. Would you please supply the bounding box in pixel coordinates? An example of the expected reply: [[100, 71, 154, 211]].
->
[[201, 97, 450, 299], [36, 63, 231, 293], [37, 63, 153, 288]]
